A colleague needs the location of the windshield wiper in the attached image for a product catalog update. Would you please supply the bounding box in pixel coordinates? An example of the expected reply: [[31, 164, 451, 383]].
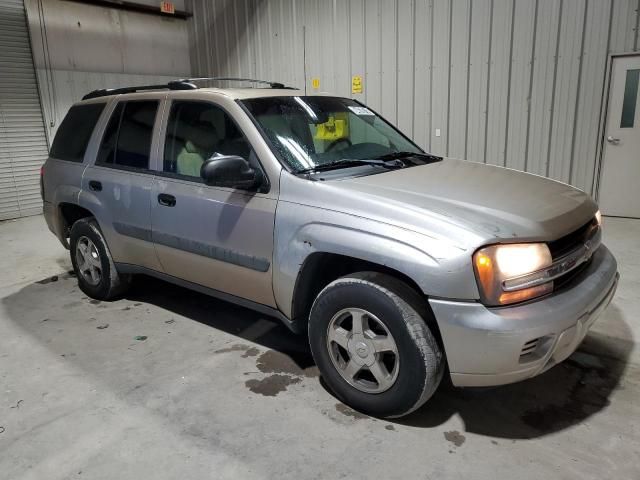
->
[[376, 151, 443, 163], [297, 158, 405, 174]]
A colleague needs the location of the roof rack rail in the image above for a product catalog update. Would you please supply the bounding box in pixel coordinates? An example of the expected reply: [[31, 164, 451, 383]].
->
[[82, 80, 197, 100], [81, 76, 296, 101], [181, 77, 297, 90]]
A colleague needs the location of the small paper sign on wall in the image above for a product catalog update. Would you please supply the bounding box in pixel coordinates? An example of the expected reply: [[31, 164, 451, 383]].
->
[[352, 75, 363, 94]]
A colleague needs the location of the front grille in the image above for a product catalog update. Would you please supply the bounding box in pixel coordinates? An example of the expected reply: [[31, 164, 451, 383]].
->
[[548, 218, 597, 259], [546, 216, 600, 291], [553, 260, 590, 291]]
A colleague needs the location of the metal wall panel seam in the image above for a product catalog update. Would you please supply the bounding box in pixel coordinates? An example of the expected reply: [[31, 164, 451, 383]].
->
[[233, 0, 242, 77], [348, 0, 353, 94], [592, 0, 615, 199], [447, 0, 468, 159], [224, 0, 234, 81], [573, 0, 610, 192], [393, 0, 398, 124], [244, 0, 254, 78], [486, 0, 513, 166], [464, 0, 473, 160], [502, 0, 516, 167], [377, 0, 383, 116], [544, 0, 564, 177], [395, 0, 400, 124], [523, 0, 540, 173], [202, 0, 212, 76], [362, 0, 366, 104], [411, 0, 417, 139], [635, 0, 640, 51], [627, 0, 639, 51], [567, 0, 589, 185], [256, 0, 265, 82], [429, 0, 434, 152], [445, 0, 453, 156], [466, 0, 491, 163], [482, 0, 494, 165]]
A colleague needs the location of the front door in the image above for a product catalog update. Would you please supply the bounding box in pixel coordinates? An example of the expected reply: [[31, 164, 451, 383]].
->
[[151, 100, 277, 307], [599, 55, 640, 218]]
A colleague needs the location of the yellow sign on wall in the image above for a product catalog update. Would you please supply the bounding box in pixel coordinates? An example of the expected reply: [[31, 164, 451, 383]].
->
[[312, 77, 320, 90], [351, 75, 363, 94]]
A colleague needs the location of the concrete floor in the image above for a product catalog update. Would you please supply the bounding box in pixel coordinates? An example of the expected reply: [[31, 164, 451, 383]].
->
[[0, 215, 638, 480]]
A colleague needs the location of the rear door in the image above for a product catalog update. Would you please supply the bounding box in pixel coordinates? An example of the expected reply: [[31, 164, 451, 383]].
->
[[80, 97, 163, 270], [150, 99, 277, 307]]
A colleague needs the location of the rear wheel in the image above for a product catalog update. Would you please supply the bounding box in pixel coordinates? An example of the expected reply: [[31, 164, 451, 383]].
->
[[309, 272, 444, 418], [70, 217, 131, 300]]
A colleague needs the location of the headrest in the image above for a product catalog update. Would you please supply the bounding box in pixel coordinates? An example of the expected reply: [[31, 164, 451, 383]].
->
[[184, 140, 199, 153], [182, 122, 219, 152]]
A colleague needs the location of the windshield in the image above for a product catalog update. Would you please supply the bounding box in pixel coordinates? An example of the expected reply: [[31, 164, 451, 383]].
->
[[240, 96, 423, 173]]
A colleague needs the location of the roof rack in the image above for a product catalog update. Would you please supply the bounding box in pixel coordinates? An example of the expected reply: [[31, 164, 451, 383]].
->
[[82, 80, 197, 100], [82, 77, 296, 100], [180, 77, 297, 90]]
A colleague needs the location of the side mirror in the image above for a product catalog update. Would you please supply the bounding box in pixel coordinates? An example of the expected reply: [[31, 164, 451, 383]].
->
[[200, 155, 258, 189]]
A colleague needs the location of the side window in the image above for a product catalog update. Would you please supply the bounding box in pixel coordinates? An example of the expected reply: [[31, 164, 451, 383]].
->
[[96, 100, 158, 169], [621, 69, 639, 128], [50, 103, 105, 162], [163, 101, 255, 180]]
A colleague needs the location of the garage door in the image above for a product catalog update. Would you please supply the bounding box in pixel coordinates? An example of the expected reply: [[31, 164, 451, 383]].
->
[[0, 0, 49, 220]]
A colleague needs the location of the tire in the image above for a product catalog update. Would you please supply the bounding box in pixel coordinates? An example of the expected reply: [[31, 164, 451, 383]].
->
[[308, 272, 444, 418], [69, 217, 131, 300]]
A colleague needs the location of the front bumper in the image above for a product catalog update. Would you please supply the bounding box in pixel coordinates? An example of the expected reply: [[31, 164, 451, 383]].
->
[[429, 245, 618, 387]]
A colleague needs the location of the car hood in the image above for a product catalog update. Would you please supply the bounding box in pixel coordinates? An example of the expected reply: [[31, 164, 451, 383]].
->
[[331, 158, 597, 242]]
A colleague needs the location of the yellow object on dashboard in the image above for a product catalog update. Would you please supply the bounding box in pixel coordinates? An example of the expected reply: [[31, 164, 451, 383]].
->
[[314, 113, 349, 141]]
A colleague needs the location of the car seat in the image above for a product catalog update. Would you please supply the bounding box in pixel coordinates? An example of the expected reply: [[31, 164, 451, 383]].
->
[[176, 122, 220, 177]]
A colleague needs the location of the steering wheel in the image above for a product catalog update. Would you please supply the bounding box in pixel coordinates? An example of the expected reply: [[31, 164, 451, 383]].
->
[[326, 138, 352, 152]]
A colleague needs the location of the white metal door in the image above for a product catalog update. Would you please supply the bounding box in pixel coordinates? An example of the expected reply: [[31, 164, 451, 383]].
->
[[598, 55, 640, 218], [0, 0, 50, 220]]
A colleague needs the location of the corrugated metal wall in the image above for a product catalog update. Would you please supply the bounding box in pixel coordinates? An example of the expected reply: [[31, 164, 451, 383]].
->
[[25, 0, 190, 142], [0, 0, 50, 220], [187, 0, 640, 195], [34, 70, 181, 142]]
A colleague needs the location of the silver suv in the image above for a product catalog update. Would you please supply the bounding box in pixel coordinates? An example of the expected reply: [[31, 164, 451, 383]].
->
[[42, 78, 619, 418]]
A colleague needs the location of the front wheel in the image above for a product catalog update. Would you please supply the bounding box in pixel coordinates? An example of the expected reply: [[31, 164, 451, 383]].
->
[[308, 272, 444, 418]]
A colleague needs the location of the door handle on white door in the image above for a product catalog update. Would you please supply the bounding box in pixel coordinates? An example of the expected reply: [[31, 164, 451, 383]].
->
[[607, 135, 620, 144]]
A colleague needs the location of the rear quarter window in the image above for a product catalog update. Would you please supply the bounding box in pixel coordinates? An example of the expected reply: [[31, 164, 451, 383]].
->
[[50, 103, 106, 162]]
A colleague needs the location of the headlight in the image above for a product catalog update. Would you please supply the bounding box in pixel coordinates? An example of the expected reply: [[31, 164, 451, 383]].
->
[[473, 243, 553, 306]]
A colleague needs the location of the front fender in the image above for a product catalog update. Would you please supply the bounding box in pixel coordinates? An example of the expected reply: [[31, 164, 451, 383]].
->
[[272, 201, 480, 318]]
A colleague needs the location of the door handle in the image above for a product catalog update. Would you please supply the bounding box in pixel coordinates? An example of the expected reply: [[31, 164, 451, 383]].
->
[[88, 180, 102, 191], [157, 193, 176, 207], [607, 135, 620, 144]]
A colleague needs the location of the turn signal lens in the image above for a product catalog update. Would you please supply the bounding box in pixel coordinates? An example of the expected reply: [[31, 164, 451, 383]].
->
[[473, 243, 553, 306], [498, 284, 553, 305]]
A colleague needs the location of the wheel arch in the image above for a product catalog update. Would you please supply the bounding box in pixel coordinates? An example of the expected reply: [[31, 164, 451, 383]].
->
[[290, 252, 443, 347], [58, 203, 96, 248]]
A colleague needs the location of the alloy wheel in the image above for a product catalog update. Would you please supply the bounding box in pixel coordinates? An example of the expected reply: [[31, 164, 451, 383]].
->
[[326, 307, 400, 393], [75, 236, 102, 286]]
